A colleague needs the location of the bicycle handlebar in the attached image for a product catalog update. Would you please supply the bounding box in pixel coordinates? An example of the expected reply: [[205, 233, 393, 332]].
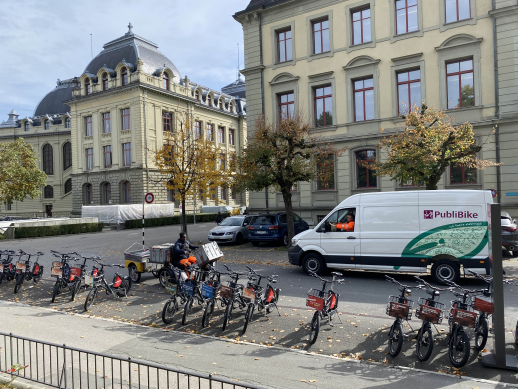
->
[[385, 275, 412, 289], [414, 276, 447, 291]]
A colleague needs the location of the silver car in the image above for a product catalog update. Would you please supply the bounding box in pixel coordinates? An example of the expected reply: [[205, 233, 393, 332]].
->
[[208, 216, 253, 244]]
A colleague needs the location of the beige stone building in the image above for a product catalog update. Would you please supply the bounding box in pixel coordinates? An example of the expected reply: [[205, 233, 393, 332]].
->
[[234, 0, 518, 222], [0, 25, 248, 218]]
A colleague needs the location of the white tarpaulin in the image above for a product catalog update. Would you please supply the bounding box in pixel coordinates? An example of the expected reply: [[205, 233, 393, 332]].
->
[[81, 204, 175, 224]]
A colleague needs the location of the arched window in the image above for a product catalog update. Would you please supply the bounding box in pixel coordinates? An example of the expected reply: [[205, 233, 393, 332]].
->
[[207, 95, 212, 106], [122, 181, 131, 203], [102, 72, 108, 91], [228, 103, 233, 113], [65, 117, 71, 128], [195, 90, 200, 100], [85, 78, 90, 95], [64, 179, 72, 194], [44, 120, 50, 130], [44, 185, 53, 199], [219, 99, 223, 110], [163, 72, 169, 90], [102, 183, 111, 204], [63, 142, 72, 171], [42, 144, 53, 175], [121, 67, 128, 86], [24, 122, 30, 131], [84, 184, 93, 205]]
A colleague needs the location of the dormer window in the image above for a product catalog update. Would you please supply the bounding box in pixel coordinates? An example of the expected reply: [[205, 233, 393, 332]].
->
[[219, 99, 223, 110], [207, 95, 212, 106], [121, 67, 128, 86], [102, 73, 108, 91], [195, 91, 200, 100], [163, 72, 169, 90], [65, 117, 71, 128], [24, 122, 29, 131], [44, 120, 50, 130], [85, 78, 91, 95]]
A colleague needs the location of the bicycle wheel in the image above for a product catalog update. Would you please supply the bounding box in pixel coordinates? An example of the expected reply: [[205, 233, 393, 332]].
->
[[162, 298, 179, 324], [243, 304, 254, 335], [84, 288, 98, 311], [202, 299, 215, 328], [416, 325, 434, 362], [388, 320, 404, 357], [309, 311, 320, 345], [13, 274, 24, 294], [71, 279, 81, 302], [474, 315, 489, 351], [182, 298, 193, 326], [116, 278, 132, 297], [222, 300, 234, 331], [51, 281, 60, 303], [449, 327, 470, 368]]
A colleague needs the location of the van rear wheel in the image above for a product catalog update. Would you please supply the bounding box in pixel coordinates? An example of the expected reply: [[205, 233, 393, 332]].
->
[[431, 259, 460, 285], [302, 253, 326, 276]]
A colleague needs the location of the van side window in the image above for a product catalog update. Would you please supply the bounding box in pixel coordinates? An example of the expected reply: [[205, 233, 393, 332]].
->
[[324, 208, 356, 232], [278, 214, 287, 224], [294, 213, 301, 222]]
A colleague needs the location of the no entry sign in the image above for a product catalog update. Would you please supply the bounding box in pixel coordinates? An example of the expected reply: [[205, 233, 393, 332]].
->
[[145, 193, 154, 204]]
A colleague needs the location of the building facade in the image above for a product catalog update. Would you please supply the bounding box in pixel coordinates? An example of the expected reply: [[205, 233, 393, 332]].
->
[[234, 0, 518, 222], [0, 25, 247, 217]]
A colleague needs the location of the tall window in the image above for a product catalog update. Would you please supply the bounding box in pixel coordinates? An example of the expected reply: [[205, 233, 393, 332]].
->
[[219, 154, 226, 170], [354, 78, 375, 122], [352, 8, 371, 45], [122, 181, 131, 203], [84, 116, 92, 136], [229, 103, 233, 113], [85, 78, 90, 95], [102, 72, 108, 91], [397, 69, 421, 115], [447, 59, 474, 109], [218, 127, 225, 143], [446, 0, 471, 23], [65, 117, 71, 128], [44, 120, 50, 130], [277, 29, 292, 62], [102, 112, 111, 134], [121, 109, 130, 130], [84, 184, 93, 205], [451, 163, 477, 184], [167, 182, 175, 202], [396, 0, 418, 35], [123, 143, 131, 166], [44, 185, 53, 199], [42, 144, 53, 175], [221, 187, 227, 201], [317, 155, 335, 190], [312, 19, 329, 54], [314, 86, 332, 127], [163, 72, 169, 90], [231, 186, 237, 200], [63, 142, 72, 171], [102, 183, 111, 204], [279, 92, 295, 119], [121, 67, 128, 86], [163, 111, 172, 132], [24, 122, 30, 131], [103, 145, 112, 168], [229, 129, 235, 145], [219, 99, 223, 110], [195, 121, 201, 138], [356, 150, 377, 188], [206, 124, 213, 141], [195, 90, 200, 100], [207, 95, 212, 106], [85, 148, 93, 171], [64, 179, 72, 194]]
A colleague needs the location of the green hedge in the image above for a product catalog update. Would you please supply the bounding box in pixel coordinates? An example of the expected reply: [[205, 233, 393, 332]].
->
[[15, 223, 104, 239], [124, 213, 230, 229]]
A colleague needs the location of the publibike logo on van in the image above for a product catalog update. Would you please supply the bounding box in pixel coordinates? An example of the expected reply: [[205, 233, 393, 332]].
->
[[402, 221, 488, 259]]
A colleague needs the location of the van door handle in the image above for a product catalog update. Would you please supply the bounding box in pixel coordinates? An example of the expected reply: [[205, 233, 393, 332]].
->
[[347, 236, 356, 239]]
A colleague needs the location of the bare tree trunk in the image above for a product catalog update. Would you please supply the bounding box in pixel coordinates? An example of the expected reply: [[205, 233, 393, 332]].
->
[[181, 197, 188, 234], [426, 174, 441, 190], [281, 189, 295, 245]]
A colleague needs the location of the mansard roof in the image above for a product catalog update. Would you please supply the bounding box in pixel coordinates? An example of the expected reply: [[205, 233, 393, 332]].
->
[[33, 79, 74, 117]]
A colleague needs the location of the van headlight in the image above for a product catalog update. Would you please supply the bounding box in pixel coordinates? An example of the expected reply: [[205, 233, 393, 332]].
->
[[291, 238, 300, 247]]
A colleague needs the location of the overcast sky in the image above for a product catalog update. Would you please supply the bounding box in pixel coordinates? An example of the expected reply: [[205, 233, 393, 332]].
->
[[0, 0, 248, 119]]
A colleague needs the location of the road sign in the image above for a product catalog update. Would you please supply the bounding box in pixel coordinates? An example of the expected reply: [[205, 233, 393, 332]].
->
[[145, 193, 154, 204]]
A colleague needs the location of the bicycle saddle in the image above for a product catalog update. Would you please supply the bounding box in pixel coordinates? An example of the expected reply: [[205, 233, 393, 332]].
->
[[331, 272, 342, 277]]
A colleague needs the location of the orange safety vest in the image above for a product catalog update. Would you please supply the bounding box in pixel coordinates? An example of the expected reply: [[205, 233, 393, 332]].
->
[[336, 221, 354, 231]]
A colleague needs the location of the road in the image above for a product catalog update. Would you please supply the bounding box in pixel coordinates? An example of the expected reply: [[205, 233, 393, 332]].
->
[[1, 224, 518, 385]]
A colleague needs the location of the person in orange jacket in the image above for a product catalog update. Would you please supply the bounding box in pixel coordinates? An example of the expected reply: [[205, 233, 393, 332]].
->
[[336, 213, 355, 232], [174, 232, 198, 268]]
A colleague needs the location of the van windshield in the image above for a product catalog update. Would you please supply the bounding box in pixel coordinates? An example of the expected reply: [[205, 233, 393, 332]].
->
[[252, 215, 276, 225]]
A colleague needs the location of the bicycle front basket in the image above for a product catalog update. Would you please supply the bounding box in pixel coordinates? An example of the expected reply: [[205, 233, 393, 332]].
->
[[473, 295, 493, 314], [164, 282, 177, 295], [451, 304, 477, 328], [182, 282, 194, 297], [386, 296, 413, 320], [201, 283, 214, 299], [415, 298, 444, 324], [307, 289, 325, 310], [219, 285, 233, 299]]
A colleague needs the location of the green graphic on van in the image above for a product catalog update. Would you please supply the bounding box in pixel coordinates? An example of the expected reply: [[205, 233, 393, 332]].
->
[[402, 222, 488, 259]]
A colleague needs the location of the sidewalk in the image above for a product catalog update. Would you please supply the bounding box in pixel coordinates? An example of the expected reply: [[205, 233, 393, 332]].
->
[[0, 302, 509, 389]]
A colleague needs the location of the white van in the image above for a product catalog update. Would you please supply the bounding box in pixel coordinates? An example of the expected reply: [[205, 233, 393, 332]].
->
[[288, 190, 492, 284]]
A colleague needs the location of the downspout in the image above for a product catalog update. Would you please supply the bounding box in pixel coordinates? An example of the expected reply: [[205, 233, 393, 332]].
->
[[143, 91, 149, 192], [258, 12, 269, 212], [491, 0, 501, 204]]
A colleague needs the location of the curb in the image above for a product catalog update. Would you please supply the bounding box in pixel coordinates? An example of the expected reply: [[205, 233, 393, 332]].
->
[[0, 374, 45, 388]]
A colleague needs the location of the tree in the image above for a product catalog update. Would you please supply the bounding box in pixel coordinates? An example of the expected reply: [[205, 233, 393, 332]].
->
[[371, 105, 498, 190], [234, 115, 345, 244], [0, 138, 47, 205], [153, 112, 232, 234]]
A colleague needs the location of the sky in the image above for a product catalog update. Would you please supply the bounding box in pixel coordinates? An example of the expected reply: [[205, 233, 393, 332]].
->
[[0, 0, 249, 119]]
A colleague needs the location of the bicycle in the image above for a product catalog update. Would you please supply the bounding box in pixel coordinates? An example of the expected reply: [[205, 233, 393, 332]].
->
[[84, 260, 132, 311], [384, 275, 414, 358], [306, 270, 344, 345], [221, 265, 249, 331], [50, 250, 82, 303], [241, 266, 280, 335], [162, 267, 188, 324], [201, 267, 223, 328], [0, 250, 18, 285], [181, 264, 211, 326], [13, 250, 44, 294]]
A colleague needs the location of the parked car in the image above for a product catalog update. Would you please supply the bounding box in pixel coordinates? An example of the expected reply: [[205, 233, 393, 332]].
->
[[207, 215, 253, 244], [501, 211, 518, 257], [249, 212, 309, 246]]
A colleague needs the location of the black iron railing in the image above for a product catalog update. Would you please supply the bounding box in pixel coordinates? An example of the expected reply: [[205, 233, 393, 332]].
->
[[0, 331, 266, 389]]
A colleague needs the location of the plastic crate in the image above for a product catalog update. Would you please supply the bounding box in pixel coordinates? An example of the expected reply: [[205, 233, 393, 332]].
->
[[415, 298, 444, 324], [124, 243, 150, 264], [386, 296, 413, 320]]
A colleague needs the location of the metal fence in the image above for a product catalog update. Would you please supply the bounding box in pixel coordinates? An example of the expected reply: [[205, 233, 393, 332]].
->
[[0, 332, 266, 389]]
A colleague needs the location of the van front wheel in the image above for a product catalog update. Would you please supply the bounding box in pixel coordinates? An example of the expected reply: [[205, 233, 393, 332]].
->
[[431, 259, 460, 285], [303, 253, 326, 276]]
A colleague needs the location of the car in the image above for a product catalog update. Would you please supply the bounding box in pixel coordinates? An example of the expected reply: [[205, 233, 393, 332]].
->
[[207, 215, 253, 244], [248, 212, 309, 246], [501, 211, 518, 257]]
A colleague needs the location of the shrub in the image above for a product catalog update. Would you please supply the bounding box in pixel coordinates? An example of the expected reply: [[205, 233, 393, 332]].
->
[[14, 223, 104, 239], [124, 213, 230, 229]]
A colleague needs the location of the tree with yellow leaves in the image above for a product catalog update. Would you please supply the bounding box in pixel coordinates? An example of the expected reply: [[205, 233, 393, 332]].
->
[[153, 112, 233, 234], [371, 104, 498, 190]]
